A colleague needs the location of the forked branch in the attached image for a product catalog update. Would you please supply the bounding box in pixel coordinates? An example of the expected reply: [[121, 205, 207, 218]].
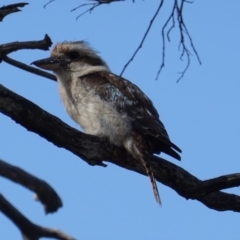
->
[[119, 0, 201, 81], [0, 159, 62, 213], [0, 194, 75, 240]]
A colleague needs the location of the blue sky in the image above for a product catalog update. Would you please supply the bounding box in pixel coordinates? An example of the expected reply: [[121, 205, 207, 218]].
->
[[1, 1, 240, 239]]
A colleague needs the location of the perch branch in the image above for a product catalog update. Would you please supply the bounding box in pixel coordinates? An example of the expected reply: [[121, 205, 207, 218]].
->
[[0, 83, 240, 212]]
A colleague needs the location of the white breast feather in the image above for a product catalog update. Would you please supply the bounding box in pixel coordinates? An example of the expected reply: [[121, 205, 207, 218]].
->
[[56, 71, 131, 146]]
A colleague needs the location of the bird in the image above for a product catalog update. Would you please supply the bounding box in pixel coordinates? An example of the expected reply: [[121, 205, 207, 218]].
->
[[32, 41, 181, 204]]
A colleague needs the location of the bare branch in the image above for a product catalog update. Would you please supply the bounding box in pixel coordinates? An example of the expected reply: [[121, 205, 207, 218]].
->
[[0, 84, 106, 167], [72, 2, 100, 17], [113, 0, 200, 81], [0, 2, 28, 21], [0, 194, 75, 240], [71, 0, 124, 20], [3, 56, 56, 81], [1, 83, 240, 212], [155, 1, 176, 80], [0, 159, 62, 213], [43, 0, 55, 9], [188, 173, 240, 197], [0, 35, 55, 81], [156, 0, 201, 81], [0, 34, 52, 58], [120, 0, 164, 76], [176, 50, 190, 82], [150, 156, 240, 212]]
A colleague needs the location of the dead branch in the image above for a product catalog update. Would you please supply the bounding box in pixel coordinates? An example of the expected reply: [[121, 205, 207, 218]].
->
[[0, 34, 52, 58], [0, 35, 56, 80], [3, 56, 56, 81], [0, 159, 62, 213], [1, 83, 240, 212], [0, 2, 28, 21], [0, 194, 75, 240]]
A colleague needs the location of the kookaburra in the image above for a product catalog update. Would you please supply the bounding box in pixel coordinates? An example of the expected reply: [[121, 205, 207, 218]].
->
[[32, 41, 181, 204]]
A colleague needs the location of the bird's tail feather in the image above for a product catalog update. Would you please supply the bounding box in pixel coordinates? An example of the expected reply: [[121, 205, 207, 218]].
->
[[141, 157, 161, 205], [124, 137, 161, 204]]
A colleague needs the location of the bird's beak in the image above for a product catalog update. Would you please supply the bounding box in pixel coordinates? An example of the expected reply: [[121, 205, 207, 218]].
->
[[31, 57, 70, 71]]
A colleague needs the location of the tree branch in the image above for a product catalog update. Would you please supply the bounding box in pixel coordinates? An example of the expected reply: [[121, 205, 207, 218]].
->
[[0, 194, 75, 240], [3, 56, 56, 81], [0, 34, 52, 58], [155, 0, 201, 81], [120, 0, 163, 77], [0, 159, 62, 213], [1, 83, 240, 212], [71, 0, 124, 20], [0, 36, 56, 80], [0, 2, 28, 21]]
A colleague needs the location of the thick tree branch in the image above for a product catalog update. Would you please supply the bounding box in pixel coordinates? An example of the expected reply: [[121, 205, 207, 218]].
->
[[0, 194, 75, 240], [0, 84, 107, 167], [0, 2, 28, 21], [149, 157, 240, 212], [0, 83, 240, 212], [0, 159, 62, 213]]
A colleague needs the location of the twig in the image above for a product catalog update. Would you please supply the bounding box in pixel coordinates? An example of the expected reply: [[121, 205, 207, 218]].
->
[[155, 1, 176, 80], [120, 0, 164, 76], [76, 3, 101, 20], [43, 0, 56, 9], [71, 0, 124, 20], [0, 159, 62, 213], [176, 48, 190, 82], [0, 194, 75, 240], [155, 0, 202, 81]]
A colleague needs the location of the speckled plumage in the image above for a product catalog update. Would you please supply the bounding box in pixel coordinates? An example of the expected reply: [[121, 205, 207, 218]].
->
[[32, 41, 181, 204]]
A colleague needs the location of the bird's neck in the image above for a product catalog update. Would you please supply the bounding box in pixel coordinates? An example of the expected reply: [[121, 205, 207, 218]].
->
[[76, 64, 110, 77], [55, 64, 110, 82]]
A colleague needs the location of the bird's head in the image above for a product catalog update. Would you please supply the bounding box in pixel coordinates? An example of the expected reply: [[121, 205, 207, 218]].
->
[[32, 41, 109, 76]]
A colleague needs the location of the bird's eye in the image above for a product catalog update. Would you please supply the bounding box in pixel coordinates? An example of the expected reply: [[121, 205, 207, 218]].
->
[[68, 51, 79, 60]]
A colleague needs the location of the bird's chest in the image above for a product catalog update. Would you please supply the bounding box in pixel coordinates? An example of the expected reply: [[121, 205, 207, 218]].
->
[[58, 78, 131, 145]]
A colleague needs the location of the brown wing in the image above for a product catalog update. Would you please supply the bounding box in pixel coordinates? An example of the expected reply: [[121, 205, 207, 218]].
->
[[80, 71, 181, 160]]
